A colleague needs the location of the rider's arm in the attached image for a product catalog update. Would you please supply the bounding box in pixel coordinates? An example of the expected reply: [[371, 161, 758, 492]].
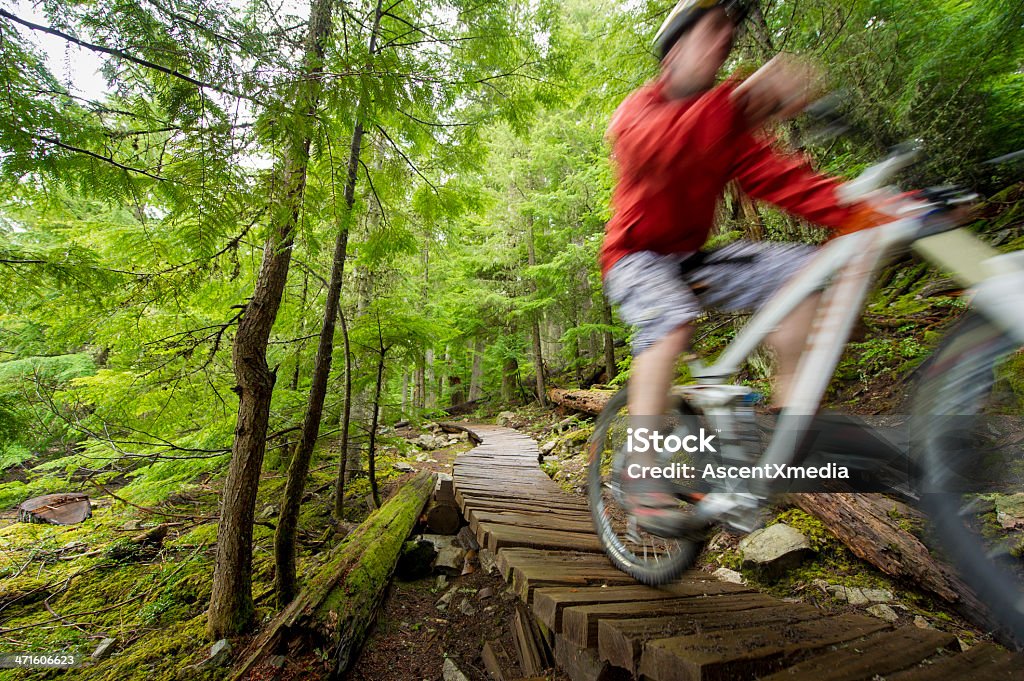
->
[[729, 133, 858, 230]]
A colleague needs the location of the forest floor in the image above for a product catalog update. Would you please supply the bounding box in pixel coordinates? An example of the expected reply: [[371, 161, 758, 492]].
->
[[0, 428, 490, 681]]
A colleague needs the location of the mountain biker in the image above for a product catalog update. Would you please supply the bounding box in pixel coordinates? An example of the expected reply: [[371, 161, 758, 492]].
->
[[601, 0, 887, 537]]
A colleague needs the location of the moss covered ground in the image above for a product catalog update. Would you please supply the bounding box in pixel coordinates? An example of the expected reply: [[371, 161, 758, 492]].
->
[[0, 429, 452, 681]]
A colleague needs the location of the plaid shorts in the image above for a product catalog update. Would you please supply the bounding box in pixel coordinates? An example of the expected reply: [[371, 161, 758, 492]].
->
[[604, 240, 816, 355]]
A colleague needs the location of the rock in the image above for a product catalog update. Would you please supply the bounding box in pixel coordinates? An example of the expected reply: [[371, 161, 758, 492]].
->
[[738, 524, 812, 576], [496, 411, 516, 426], [446, 437, 459, 446], [866, 604, 899, 623], [206, 639, 232, 667], [860, 587, 894, 603], [914, 615, 933, 629], [436, 587, 457, 610], [421, 534, 466, 575], [478, 548, 498, 575], [91, 638, 116, 660], [122, 520, 144, 531], [826, 585, 893, 605], [436, 574, 448, 590], [258, 505, 277, 520], [458, 597, 476, 616], [434, 544, 466, 575], [539, 440, 557, 455], [393, 462, 415, 473], [442, 658, 470, 681], [414, 434, 446, 450], [995, 493, 1024, 529], [712, 567, 745, 585]]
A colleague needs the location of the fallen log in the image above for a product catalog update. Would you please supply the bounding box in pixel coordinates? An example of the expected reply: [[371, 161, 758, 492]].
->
[[436, 422, 483, 445], [232, 470, 435, 680], [547, 388, 616, 416], [424, 500, 461, 535], [787, 493, 994, 627]]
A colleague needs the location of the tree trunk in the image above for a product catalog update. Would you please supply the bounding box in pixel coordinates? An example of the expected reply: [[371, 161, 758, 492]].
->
[[232, 471, 435, 681], [746, 0, 775, 58], [367, 322, 387, 509], [413, 358, 424, 410], [439, 345, 450, 407], [334, 306, 352, 521], [468, 337, 484, 401], [526, 215, 547, 407], [290, 272, 309, 390], [787, 493, 994, 625], [401, 372, 409, 413], [425, 347, 435, 409], [501, 355, 518, 404], [572, 314, 583, 386], [601, 294, 617, 382], [207, 0, 335, 639], [275, 118, 367, 605]]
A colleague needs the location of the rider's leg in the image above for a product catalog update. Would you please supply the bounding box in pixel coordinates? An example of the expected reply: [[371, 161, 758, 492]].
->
[[627, 322, 693, 467], [628, 323, 693, 418], [765, 292, 821, 409]]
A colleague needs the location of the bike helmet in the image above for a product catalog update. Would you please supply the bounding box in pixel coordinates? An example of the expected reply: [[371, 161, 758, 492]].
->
[[653, 0, 751, 59]]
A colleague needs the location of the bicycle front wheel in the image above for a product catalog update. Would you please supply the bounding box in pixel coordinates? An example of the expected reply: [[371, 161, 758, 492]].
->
[[587, 386, 708, 585], [913, 313, 1024, 648]]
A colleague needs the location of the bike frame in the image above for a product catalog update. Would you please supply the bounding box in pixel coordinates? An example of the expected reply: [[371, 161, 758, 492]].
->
[[672, 205, 1024, 515]]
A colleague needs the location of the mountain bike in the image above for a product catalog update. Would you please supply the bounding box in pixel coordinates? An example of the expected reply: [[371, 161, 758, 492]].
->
[[587, 145, 1024, 646]]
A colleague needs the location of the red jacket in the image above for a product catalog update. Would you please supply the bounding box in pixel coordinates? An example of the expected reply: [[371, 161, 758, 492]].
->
[[600, 79, 856, 274]]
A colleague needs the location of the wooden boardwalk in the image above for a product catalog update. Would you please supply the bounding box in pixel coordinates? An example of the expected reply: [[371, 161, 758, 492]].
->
[[453, 425, 1024, 681]]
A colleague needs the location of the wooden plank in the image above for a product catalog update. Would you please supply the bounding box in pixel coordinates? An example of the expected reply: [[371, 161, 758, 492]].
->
[[638, 613, 890, 681], [479, 522, 605, 554], [455, 483, 574, 498], [470, 511, 595, 536], [553, 632, 632, 681], [468, 510, 594, 532], [513, 605, 547, 677], [561, 593, 782, 647], [759, 626, 959, 680], [532, 581, 752, 631], [496, 548, 615, 581], [458, 490, 588, 512], [598, 605, 826, 674], [885, 642, 1024, 681], [482, 640, 519, 681], [510, 563, 638, 604], [463, 498, 591, 517]]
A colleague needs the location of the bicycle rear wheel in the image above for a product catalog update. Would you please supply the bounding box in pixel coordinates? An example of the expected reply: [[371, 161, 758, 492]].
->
[[587, 386, 709, 585], [913, 313, 1024, 648]]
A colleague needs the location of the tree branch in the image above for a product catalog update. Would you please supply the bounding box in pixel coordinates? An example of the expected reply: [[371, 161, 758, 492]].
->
[[0, 9, 261, 104], [373, 124, 438, 194], [30, 132, 169, 181]]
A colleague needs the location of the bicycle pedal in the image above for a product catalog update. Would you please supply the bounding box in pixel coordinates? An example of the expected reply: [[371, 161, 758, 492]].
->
[[696, 492, 766, 534]]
